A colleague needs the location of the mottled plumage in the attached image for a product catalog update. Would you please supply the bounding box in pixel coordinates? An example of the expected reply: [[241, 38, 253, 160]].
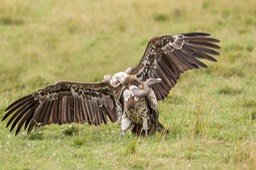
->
[[121, 79, 164, 135], [2, 32, 220, 136]]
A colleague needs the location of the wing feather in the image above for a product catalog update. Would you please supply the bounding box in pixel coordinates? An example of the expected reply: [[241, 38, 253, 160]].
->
[[42, 99, 53, 124], [85, 99, 93, 125], [94, 98, 102, 125], [130, 32, 220, 100], [5, 95, 33, 111], [25, 107, 35, 129], [89, 99, 97, 125], [15, 102, 39, 135], [65, 96, 70, 123], [3, 95, 34, 121], [183, 32, 211, 36], [6, 101, 30, 128], [2, 81, 120, 135], [81, 98, 89, 124], [76, 95, 84, 123], [58, 96, 63, 125], [48, 99, 58, 124], [183, 37, 220, 43], [10, 100, 37, 132], [34, 98, 49, 124]]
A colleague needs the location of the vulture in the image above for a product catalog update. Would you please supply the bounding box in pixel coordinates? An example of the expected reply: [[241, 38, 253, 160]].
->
[[2, 32, 220, 136]]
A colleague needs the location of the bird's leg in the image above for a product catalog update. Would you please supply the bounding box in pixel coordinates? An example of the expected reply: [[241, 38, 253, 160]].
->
[[117, 106, 123, 126], [120, 113, 132, 136], [142, 117, 149, 136]]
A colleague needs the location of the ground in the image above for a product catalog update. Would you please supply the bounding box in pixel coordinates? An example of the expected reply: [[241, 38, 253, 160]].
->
[[0, 0, 255, 169]]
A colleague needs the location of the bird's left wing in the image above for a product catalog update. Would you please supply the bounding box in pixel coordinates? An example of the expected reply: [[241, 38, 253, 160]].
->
[[130, 32, 220, 100], [2, 81, 122, 135]]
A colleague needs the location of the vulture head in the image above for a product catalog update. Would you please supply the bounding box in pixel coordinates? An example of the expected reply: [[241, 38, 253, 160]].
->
[[143, 78, 162, 88], [128, 78, 162, 98]]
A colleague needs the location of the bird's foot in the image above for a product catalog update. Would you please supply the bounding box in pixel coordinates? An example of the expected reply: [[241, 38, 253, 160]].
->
[[120, 130, 125, 136]]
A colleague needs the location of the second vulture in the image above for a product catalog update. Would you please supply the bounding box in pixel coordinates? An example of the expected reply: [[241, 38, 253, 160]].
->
[[2, 32, 220, 136]]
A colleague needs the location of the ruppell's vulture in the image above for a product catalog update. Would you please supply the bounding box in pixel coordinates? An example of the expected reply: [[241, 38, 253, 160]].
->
[[2, 32, 220, 136]]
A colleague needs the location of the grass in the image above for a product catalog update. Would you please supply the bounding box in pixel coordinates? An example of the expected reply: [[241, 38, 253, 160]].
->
[[0, 0, 256, 169]]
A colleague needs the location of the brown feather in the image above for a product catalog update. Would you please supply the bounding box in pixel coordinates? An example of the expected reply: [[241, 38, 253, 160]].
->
[[164, 53, 180, 76], [184, 43, 219, 56], [74, 95, 81, 123], [27, 119, 36, 133], [38, 99, 51, 124], [184, 37, 220, 43], [106, 106, 117, 123], [10, 100, 37, 132], [15, 102, 39, 135], [3, 96, 34, 121], [68, 95, 74, 123], [42, 100, 54, 124], [89, 99, 98, 125], [48, 99, 58, 124], [155, 67, 171, 91], [172, 51, 199, 69], [85, 100, 93, 124], [81, 97, 89, 124], [77, 95, 85, 123], [94, 98, 103, 125], [5, 94, 33, 112], [183, 32, 211, 36], [189, 41, 220, 49], [30, 98, 47, 123], [191, 50, 218, 62], [6, 101, 30, 128], [97, 99, 106, 124], [58, 96, 63, 125], [62, 96, 68, 123], [92, 98, 100, 125], [181, 47, 208, 68], [101, 106, 108, 124]]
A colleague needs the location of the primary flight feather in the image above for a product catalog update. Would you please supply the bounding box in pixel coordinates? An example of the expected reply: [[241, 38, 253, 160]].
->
[[2, 32, 220, 136]]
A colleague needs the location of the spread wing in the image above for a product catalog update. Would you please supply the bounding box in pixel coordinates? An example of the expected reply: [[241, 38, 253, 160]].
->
[[130, 32, 220, 100], [2, 81, 121, 135]]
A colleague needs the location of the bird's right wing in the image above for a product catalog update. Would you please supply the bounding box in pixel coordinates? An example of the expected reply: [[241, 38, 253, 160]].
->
[[2, 81, 122, 135]]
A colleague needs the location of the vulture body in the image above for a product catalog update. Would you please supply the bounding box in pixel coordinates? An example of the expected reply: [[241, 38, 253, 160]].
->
[[2, 32, 220, 136], [121, 78, 164, 135]]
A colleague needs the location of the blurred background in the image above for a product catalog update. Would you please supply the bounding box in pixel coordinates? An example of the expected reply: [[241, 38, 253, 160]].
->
[[0, 0, 255, 82]]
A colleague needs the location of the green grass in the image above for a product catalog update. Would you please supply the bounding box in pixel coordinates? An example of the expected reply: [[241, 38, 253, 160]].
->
[[0, 0, 256, 169]]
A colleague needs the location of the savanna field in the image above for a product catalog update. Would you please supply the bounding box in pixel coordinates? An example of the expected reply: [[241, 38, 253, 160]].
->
[[0, 0, 255, 169]]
